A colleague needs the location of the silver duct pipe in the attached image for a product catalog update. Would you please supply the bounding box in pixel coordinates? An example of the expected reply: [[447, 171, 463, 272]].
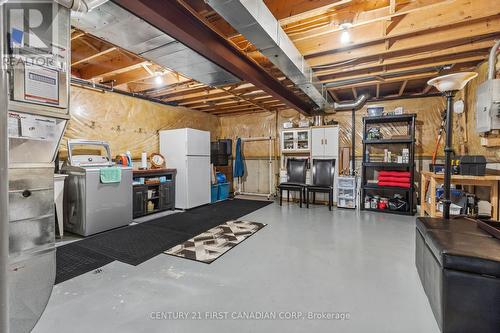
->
[[55, 0, 108, 12], [324, 94, 369, 177], [207, 0, 334, 110], [328, 94, 370, 112], [488, 40, 500, 80]]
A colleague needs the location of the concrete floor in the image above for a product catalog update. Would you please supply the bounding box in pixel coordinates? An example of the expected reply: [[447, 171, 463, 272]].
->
[[34, 202, 439, 333]]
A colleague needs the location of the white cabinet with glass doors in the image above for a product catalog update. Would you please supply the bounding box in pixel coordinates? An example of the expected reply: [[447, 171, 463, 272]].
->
[[281, 129, 310, 153]]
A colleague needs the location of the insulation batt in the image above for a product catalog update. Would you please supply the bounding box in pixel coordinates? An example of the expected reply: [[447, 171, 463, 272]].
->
[[63, 86, 221, 160]]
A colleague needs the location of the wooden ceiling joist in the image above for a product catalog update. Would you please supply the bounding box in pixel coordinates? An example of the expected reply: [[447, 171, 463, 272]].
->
[[77, 54, 146, 80], [186, 94, 274, 109], [72, 46, 117, 66], [295, 0, 498, 56], [398, 80, 408, 96], [319, 54, 488, 85], [307, 15, 500, 67], [70, 0, 497, 115], [313, 39, 497, 76]]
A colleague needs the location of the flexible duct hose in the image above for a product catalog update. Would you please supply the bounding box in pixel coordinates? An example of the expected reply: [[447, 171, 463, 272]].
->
[[327, 94, 370, 112], [488, 40, 500, 80]]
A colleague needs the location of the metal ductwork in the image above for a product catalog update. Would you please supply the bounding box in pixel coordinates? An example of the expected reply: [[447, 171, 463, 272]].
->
[[56, 0, 108, 12], [207, 0, 334, 111], [71, 1, 241, 87], [330, 94, 370, 112]]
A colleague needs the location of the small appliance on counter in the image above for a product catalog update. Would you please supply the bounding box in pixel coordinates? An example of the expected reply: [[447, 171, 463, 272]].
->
[[367, 106, 384, 117], [62, 139, 133, 236], [457, 155, 487, 176]]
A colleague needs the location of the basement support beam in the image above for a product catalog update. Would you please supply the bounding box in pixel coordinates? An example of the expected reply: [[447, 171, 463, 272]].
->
[[421, 84, 433, 95], [352, 87, 358, 99], [71, 47, 117, 66], [398, 80, 408, 96]]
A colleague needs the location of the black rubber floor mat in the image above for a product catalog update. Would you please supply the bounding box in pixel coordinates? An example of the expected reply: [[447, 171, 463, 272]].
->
[[74, 224, 191, 266], [188, 199, 272, 220], [148, 199, 272, 233], [147, 212, 218, 235], [56, 243, 114, 284], [56, 199, 272, 280]]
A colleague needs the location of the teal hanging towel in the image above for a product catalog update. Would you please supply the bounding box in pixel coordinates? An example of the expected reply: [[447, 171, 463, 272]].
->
[[100, 167, 122, 184]]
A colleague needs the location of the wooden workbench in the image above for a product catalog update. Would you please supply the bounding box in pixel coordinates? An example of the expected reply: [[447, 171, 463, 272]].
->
[[420, 171, 500, 220]]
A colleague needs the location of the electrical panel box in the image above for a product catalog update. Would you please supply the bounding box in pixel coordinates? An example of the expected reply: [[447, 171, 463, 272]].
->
[[476, 79, 500, 133]]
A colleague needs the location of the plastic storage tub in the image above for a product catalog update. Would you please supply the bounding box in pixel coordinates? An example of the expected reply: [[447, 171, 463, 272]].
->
[[211, 184, 219, 203], [218, 182, 230, 201]]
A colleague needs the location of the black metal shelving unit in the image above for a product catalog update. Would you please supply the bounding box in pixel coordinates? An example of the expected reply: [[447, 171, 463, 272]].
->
[[361, 114, 416, 216]]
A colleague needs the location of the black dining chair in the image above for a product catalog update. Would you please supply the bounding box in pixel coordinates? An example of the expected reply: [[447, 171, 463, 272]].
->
[[278, 158, 308, 207], [306, 159, 336, 210]]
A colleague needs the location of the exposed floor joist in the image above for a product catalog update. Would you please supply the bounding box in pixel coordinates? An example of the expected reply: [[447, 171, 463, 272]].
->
[[69, 0, 497, 116]]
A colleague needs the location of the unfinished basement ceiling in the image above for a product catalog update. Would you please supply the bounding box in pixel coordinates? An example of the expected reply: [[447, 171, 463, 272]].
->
[[70, 0, 499, 116], [71, 1, 241, 87]]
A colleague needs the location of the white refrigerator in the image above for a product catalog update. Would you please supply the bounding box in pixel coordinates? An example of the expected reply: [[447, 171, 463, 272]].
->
[[159, 128, 211, 209]]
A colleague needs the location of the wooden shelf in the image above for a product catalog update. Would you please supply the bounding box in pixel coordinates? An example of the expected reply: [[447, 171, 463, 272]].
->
[[363, 138, 413, 144], [363, 184, 413, 191], [363, 114, 416, 124], [363, 207, 415, 216], [133, 168, 176, 178], [281, 150, 311, 154], [363, 162, 411, 168]]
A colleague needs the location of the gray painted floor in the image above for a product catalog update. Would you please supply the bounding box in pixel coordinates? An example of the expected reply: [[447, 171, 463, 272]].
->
[[34, 202, 439, 333]]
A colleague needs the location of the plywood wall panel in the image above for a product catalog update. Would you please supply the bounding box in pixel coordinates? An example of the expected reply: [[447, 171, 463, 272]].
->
[[218, 97, 452, 159], [218, 111, 278, 158], [62, 86, 221, 159], [328, 97, 447, 157]]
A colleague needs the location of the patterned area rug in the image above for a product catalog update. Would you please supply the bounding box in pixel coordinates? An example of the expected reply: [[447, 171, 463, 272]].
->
[[164, 220, 266, 263]]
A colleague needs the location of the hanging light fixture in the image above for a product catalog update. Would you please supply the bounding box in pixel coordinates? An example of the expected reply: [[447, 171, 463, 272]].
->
[[339, 22, 353, 45], [154, 71, 164, 85], [427, 72, 478, 219]]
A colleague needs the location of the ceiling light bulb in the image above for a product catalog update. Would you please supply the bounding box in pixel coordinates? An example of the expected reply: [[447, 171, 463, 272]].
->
[[341, 30, 350, 44], [154, 75, 163, 85]]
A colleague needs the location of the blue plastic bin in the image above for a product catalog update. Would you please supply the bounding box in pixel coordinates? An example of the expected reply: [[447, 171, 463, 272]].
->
[[211, 184, 219, 203], [217, 182, 230, 201]]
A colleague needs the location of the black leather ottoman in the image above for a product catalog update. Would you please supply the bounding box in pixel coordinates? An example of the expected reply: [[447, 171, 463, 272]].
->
[[415, 217, 500, 333]]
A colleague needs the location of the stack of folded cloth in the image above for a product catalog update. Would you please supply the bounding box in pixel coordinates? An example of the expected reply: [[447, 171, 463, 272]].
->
[[377, 171, 411, 188]]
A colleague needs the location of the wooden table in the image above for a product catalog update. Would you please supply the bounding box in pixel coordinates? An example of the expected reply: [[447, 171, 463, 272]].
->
[[420, 171, 500, 219]]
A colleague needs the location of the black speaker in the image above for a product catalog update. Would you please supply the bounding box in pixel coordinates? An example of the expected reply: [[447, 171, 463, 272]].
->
[[211, 139, 233, 166]]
